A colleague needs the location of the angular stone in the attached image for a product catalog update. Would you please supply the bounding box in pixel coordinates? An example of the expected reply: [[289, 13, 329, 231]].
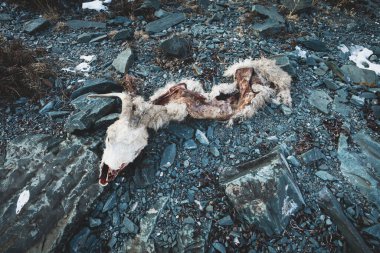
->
[[0, 13, 12, 21], [146, 13, 186, 33], [102, 192, 117, 212], [71, 79, 123, 100], [160, 36, 191, 58], [299, 39, 328, 52], [195, 129, 210, 145], [67, 20, 106, 29], [160, 143, 176, 168], [341, 65, 378, 87], [47, 111, 71, 119], [252, 5, 285, 23], [308, 90, 332, 114], [0, 134, 103, 253], [112, 29, 134, 41], [24, 18, 50, 34], [271, 54, 296, 76], [218, 215, 233, 226], [184, 139, 197, 150], [175, 221, 212, 253], [210, 146, 220, 157], [121, 217, 139, 234], [112, 48, 135, 74], [338, 132, 380, 208], [251, 5, 285, 37], [94, 113, 119, 129], [317, 187, 372, 253], [252, 19, 285, 37], [122, 197, 169, 252], [281, 0, 312, 13], [315, 171, 337, 181], [363, 224, 380, 240], [166, 123, 194, 139], [65, 95, 117, 133], [301, 147, 325, 164], [219, 150, 304, 236]]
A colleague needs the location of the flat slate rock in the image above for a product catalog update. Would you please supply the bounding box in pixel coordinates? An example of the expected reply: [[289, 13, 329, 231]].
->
[[24, 17, 50, 34], [146, 13, 186, 33], [0, 134, 103, 253], [67, 20, 106, 29], [308, 90, 332, 114], [0, 13, 12, 21], [219, 149, 305, 236], [160, 143, 177, 168], [112, 48, 135, 74], [338, 132, 380, 208], [299, 39, 329, 52], [71, 79, 123, 100], [160, 36, 191, 58], [340, 65, 378, 87]]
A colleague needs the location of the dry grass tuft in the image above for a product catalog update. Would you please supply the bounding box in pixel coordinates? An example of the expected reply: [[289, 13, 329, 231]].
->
[[0, 36, 54, 100]]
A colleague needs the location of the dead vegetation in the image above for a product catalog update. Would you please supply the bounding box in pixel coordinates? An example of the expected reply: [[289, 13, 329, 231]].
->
[[0, 36, 54, 100]]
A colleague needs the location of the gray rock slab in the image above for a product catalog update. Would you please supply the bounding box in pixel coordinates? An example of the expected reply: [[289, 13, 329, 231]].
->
[[112, 48, 135, 74], [338, 132, 380, 208], [122, 196, 169, 252], [315, 171, 337, 181], [184, 139, 197, 150], [67, 20, 106, 29], [252, 19, 285, 37], [252, 5, 285, 23], [160, 143, 177, 168], [65, 96, 117, 133], [121, 217, 139, 234], [281, 0, 312, 13], [71, 79, 123, 100], [0, 134, 103, 253], [308, 90, 332, 114], [112, 29, 134, 41], [175, 221, 212, 253], [166, 123, 194, 139], [195, 129, 210, 145], [219, 150, 305, 236], [299, 39, 328, 52], [317, 187, 372, 253], [341, 65, 378, 87], [271, 54, 296, 76], [77, 32, 104, 43], [94, 113, 119, 129], [363, 224, 380, 240], [146, 13, 186, 33], [301, 147, 325, 164], [0, 13, 12, 21], [160, 36, 191, 58], [24, 18, 50, 34]]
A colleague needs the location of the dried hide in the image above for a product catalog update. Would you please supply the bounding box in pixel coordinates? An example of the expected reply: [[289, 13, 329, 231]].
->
[[91, 58, 292, 186]]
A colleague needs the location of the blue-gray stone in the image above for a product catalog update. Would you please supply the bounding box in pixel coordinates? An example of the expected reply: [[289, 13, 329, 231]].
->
[[112, 48, 135, 74], [146, 13, 186, 33], [24, 18, 50, 34], [315, 171, 337, 181], [89, 218, 101, 227], [102, 193, 117, 212], [308, 90, 332, 114], [301, 148, 325, 164], [195, 129, 209, 145], [363, 224, 380, 240], [39, 101, 55, 114], [210, 146, 220, 157], [218, 215, 233, 226], [67, 20, 106, 29], [167, 123, 194, 139], [160, 144, 176, 168], [184, 139, 197, 150], [121, 217, 139, 234], [212, 242, 226, 253]]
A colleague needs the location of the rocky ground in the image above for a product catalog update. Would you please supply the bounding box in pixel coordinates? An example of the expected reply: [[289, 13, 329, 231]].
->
[[1, 0, 380, 252]]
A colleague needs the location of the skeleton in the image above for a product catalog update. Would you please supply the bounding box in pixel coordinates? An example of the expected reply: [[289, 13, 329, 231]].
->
[[90, 58, 292, 186]]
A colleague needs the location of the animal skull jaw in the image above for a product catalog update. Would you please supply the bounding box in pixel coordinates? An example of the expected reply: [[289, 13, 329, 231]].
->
[[99, 163, 127, 186]]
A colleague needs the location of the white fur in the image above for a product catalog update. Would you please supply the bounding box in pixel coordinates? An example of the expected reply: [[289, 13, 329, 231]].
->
[[208, 83, 237, 99]]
